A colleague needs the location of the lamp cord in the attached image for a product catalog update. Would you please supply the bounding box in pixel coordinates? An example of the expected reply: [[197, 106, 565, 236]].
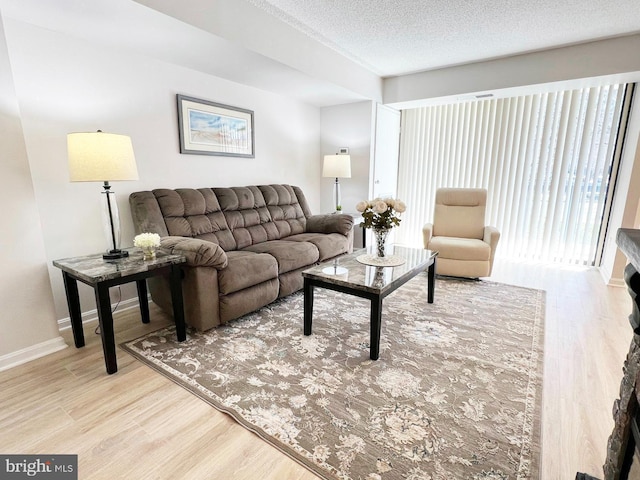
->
[[94, 286, 122, 335]]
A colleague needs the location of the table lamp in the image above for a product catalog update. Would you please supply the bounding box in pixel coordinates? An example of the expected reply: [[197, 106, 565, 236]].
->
[[67, 130, 139, 259], [322, 153, 351, 212]]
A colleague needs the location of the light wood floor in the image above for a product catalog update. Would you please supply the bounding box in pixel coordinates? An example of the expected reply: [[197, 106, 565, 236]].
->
[[0, 259, 632, 479]]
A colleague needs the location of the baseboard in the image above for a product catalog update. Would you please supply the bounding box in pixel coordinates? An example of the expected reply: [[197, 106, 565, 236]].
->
[[608, 277, 626, 288], [57, 296, 142, 331], [599, 266, 626, 288], [0, 336, 68, 372], [0, 297, 145, 372]]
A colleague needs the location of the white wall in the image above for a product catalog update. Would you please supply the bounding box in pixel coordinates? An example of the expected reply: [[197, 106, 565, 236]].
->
[[320, 101, 374, 215], [384, 34, 640, 108], [3, 18, 322, 326], [0, 14, 65, 367]]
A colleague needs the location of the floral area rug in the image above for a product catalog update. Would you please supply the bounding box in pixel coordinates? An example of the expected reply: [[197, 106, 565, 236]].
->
[[122, 275, 544, 480]]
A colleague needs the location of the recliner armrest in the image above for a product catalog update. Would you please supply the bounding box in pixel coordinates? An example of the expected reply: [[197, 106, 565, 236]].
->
[[160, 236, 228, 269], [483, 226, 500, 275], [306, 214, 353, 236], [422, 223, 434, 247], [483, 226, 501, 250]]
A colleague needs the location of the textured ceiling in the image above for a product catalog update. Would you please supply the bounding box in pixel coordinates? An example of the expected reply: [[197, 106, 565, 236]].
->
[[246, 0, 640, 77]]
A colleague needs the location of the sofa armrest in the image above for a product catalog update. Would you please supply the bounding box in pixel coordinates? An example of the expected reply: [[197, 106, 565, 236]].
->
[[422, 223, 434, 248], [160, 236, 228, 269], [483, 226, 501, 251], [306, 214, 353, 236]]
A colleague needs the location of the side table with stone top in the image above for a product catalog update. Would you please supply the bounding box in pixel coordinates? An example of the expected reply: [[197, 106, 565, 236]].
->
[[53, 248, 187, 374]]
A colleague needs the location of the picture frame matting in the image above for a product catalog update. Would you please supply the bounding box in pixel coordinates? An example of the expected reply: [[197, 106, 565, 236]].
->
[[177, 94, 255, 158]]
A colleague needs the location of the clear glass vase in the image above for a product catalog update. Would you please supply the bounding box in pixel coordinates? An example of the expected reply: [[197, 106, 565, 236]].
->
[[142, 246, 157, 260], [372, 227, 390, 258]]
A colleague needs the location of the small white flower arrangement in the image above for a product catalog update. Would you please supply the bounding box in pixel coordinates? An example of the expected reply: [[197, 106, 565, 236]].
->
[[134, 232, 161, 249], [134, 232, 161, 259], [356, 198, 406, 230]]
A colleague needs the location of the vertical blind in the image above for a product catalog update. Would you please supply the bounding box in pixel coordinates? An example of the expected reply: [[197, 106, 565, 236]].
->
[[396, 84, 629, 265]]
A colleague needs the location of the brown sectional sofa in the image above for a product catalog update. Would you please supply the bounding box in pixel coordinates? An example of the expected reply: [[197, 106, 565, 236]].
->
[[129, 184, 353, 331]]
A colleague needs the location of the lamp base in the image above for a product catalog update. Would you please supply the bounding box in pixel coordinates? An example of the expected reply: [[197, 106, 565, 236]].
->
[[333, 177, 341, 212], [103, 249, 129, 260]]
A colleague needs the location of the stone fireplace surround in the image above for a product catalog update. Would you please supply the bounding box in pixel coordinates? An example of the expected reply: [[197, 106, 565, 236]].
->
[[577, 228, 640, 479]]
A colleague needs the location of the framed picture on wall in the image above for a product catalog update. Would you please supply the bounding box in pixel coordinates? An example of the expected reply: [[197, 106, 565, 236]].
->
[[177, 94, 255, 157]]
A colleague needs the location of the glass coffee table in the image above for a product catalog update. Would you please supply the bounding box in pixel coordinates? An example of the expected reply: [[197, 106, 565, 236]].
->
[[302, 245, 438, 360]]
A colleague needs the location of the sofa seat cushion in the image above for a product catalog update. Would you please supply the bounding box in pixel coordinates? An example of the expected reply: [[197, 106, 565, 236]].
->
[[218, 250, 279, 295], [242, 240, 319, 274], [428, 236, 491, 261], [283, 233, 350, 262]]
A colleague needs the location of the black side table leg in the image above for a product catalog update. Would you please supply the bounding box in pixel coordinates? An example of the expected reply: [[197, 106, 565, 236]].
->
[[370, 295, 383, 360], [62, 272, 85, 348], [95, 284, 117, 374], [304, 279, 314, 335], [136, 279, 150, 324], [428, 258, 436, 304], [169, 265, 186, 342]]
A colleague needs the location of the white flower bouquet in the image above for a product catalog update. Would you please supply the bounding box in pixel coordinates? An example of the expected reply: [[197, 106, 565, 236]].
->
[[355, 198, 406, 230], [134, 232, 161, 259], [133, 232, 161, 249]]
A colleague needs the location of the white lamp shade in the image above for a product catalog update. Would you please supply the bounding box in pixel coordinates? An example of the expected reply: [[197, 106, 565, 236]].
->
[[68, 131, 139, 182], [322, 154, 351, 178]]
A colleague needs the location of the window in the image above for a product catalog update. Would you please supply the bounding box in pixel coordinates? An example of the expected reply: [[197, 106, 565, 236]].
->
[[396, 83, 632, 265]]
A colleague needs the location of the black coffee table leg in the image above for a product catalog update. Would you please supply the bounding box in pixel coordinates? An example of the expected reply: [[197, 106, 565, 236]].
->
[[304, 279, 314, 335], [428, 258, 436, 304], [370, 295, 383, 360]]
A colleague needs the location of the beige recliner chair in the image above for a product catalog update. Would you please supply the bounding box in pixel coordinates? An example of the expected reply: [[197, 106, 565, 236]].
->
[[423, 188, 500, 278]]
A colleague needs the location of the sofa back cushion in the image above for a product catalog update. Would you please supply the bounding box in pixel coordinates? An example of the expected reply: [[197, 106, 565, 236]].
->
[[130, 185, 313, 252], [214, 186, 280, 250], [154, 188, 237, 251], [258, 185, 307, 238]]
